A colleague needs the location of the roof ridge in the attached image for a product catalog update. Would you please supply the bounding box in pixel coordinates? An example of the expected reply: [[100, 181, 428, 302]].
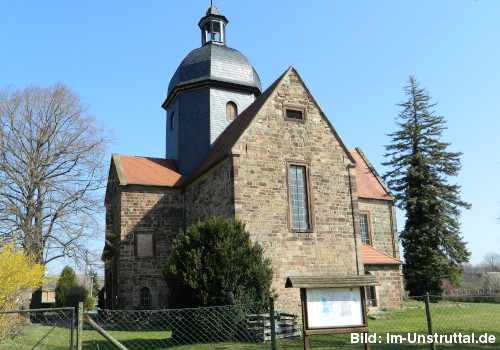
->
[[119, 154, 172, 161]]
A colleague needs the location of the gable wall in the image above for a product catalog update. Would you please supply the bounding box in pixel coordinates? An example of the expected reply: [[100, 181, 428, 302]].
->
[[116, 186, 183, 309], [232, 71, 363, 311]]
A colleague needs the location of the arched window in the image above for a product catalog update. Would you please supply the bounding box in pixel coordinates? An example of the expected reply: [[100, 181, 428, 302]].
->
[[226, 102, 237, 119], [139, 287, 151, 309]]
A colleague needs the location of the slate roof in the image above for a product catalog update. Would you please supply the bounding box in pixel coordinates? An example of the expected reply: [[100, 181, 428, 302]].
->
[[167, 43, 262, 97], [349, 148, 392, 201], [117, 155, 185, 187], [361, 243, 402, 265]]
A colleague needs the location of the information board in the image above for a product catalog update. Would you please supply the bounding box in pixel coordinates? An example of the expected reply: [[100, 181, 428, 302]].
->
[[306, 287, 364, 328]]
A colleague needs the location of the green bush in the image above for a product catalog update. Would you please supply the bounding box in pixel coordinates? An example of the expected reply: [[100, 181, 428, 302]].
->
[[162, 217, 274, 309], [65, 285, 93, 310], [55, 266, 77, 307]]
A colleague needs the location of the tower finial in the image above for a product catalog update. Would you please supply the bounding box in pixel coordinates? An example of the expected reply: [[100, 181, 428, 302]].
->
[[211, 0, 213, 7]]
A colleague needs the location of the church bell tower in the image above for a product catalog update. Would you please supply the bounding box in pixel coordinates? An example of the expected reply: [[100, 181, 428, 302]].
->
[[162, 4, 262, 177]]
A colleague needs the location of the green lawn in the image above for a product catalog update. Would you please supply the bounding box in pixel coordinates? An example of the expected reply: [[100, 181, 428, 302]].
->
[[1, 301, 499, 349]]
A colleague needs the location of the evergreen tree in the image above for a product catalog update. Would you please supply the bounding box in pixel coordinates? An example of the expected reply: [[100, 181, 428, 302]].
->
[[383, 76, 470, 296], [90, 270, 100, 298], [162, 217, 274, 309], [55, 266, 77, 307]]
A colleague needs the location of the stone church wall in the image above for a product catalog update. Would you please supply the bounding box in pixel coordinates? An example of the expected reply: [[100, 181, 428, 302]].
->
[[232, 71, 364, 313], [116, 186, 183, 309], [185, 158, 235, 226], [365, 264, 403, 309], [358, 198, 399, 258]]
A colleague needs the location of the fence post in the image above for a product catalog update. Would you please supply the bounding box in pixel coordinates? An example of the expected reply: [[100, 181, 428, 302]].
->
[[270, 297, 276, 350], [70, 307, 75, 350], [77, 302, 83, 350], [425, 293, 436, 350]]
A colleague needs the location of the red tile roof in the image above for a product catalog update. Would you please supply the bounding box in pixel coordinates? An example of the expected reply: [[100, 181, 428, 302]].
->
[[362, 243, 402, 265], [118, 155, 185, 187], [349, 148, 392, 201]]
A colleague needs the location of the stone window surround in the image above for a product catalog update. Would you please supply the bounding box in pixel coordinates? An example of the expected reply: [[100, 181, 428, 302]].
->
[[283, 105, 306, 123], [286, 160, 314, 233], [358, 211, 373, 246], [134, 231, 157, 258]]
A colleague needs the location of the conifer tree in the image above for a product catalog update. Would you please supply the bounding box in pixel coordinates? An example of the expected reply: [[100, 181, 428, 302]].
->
[[162, 217, 273, 309], [90, 271, 100, 298], [55, 266, 77, 307], [383, 76, 470, 296]]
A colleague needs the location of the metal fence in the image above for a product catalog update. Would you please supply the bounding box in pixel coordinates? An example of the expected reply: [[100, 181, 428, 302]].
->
[[295, 295, 500, 350], [0, 307, 75, 349], [83, 302, 265, 349], [0, 296, 499, 349]]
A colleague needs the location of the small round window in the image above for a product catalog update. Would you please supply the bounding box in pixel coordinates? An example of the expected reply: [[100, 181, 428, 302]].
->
[[226, 102, 238, 120]]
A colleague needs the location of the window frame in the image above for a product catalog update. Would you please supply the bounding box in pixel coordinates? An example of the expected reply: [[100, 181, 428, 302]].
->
[[139, 286, 152, 309], [286, 160, 314, 233], [226, 101, 238, 120], [358, 211, 373, 246], [134, 231, 156, 258], [283, 105, 306, 123]]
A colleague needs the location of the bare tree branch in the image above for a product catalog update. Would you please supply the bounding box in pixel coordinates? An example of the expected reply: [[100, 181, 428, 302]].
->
[[0, 83, 113, 267]]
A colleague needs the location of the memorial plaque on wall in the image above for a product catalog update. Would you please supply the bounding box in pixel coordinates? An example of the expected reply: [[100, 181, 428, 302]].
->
[[136, 232, 154, 257]]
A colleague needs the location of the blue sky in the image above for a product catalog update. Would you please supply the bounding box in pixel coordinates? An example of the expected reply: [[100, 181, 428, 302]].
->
[[1, 0, 499, 274]]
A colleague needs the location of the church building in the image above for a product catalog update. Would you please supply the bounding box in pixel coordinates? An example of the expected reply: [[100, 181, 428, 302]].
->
[[102, 5, 403, 311]]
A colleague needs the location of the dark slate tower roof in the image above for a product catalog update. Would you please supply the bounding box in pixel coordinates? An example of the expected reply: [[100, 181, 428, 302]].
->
[[167, 44, 262, 96], [162, 5, 261, 109]]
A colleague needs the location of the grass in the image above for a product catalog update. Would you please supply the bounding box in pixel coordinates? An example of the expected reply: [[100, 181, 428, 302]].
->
[[1, 301, 499, 349]]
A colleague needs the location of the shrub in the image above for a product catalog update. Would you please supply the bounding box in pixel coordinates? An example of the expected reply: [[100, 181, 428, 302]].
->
[[65, 285, 93, 310], [0, 243, 46, 340], [162, 217, 274, 309]]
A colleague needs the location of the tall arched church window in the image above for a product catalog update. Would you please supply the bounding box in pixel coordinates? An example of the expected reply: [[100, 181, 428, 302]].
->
[[226, 102, 237, 119], [139, 287, 151, 309]]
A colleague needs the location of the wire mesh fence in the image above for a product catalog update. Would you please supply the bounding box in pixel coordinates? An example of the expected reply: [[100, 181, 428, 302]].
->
[[286, 295, 500, 349], [0, 295, 499, 349], [83, 302, 267, 349], [82, 295, 500, 349], [0, 307, 75, 349]]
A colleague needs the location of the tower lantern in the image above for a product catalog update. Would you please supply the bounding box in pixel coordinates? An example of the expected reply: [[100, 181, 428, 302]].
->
[[199, 4, 228, 45]]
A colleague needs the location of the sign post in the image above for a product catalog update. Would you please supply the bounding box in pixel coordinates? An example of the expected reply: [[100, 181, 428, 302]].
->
[[286, 275, 379, 350]]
